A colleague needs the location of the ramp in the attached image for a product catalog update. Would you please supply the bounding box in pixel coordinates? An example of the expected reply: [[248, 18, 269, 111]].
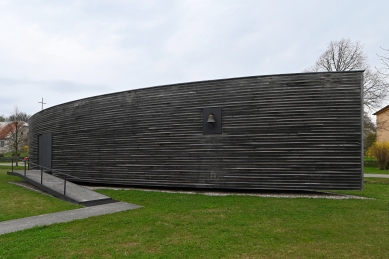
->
[[8, 170, 116, 206]]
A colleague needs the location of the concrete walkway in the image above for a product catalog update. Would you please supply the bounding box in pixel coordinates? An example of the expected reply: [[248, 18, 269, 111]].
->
[[0, 202, 142, 236], [1, 170, 142, 236], [364, 174, 389, 178], [0, 163, 23, 167]]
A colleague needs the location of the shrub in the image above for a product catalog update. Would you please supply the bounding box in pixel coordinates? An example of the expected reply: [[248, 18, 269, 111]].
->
[[0, 154, 3, 157], [367, 142, 389, 170]]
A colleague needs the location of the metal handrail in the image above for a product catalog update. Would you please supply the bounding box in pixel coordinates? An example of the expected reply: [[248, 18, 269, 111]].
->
[[11, 158, 80, 196]]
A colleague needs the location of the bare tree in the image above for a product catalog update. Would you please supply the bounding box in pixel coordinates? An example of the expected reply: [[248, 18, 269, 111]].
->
[[306, 38, 368, 72], [5, 107, 30, 166], [305, 38, 388, 111], [364, 111, 376, 152], [363, 68, 388, 111], [364, 111, 376, 136], [377, 47, 389, 76]]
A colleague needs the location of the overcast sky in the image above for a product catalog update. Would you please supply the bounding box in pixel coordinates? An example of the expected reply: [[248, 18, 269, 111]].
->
[[1, 0, 388, 117]]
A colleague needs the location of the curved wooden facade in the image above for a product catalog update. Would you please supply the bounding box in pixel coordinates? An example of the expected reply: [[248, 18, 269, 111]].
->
[[29, 71, 364, 190]]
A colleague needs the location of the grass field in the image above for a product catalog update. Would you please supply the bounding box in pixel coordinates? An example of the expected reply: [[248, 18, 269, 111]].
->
[[1, 167, 389, 258], [0, 166, 81, 222], [364, 166, 389, 174]]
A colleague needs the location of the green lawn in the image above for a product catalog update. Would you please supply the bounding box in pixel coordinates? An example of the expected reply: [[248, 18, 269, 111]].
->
[[1, 151, 28, 157], [364, 166, 389, 174], [0, 167, 81, 222], [1, 168, 389, 258]]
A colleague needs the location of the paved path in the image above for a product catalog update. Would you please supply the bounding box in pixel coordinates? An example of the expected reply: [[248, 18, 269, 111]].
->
[[364, 174, 389, 178], [1, 170, 142, 236], [0, 202, 142, 236], [0, 163, 17, 166]]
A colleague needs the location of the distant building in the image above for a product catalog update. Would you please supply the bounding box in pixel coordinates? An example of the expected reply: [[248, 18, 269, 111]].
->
[[373, 105, 389, 142], [0, 122, 6, 153], [0, 122, 28, 154]]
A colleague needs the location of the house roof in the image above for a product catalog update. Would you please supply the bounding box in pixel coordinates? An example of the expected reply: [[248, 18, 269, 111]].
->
[[0, 125, 9, 140], [373, 105, 389, 115], [0, 122, 28, 139]]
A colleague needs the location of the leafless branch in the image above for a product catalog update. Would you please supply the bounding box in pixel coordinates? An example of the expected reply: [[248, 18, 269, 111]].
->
[[305, 38, 388, 112], [377, 47, 389, 76], [309, 38, 368, 72], [363, 68, 388, 111]]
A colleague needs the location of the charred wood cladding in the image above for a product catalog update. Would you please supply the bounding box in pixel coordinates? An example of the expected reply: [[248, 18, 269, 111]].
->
[[28, 71, 364, 190]]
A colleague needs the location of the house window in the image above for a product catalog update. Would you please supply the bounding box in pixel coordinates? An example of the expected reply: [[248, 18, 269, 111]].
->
[[0, 141, 4, 147]]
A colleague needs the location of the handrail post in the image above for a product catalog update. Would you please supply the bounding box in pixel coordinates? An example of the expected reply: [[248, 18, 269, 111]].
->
[[18, 162, 78, 196], [27, 158, 30, 170], [64, 175, 67, 196], [11, 158, 13, 172]]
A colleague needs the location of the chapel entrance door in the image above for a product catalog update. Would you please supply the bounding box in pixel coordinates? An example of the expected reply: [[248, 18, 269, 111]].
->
[[38, 133, 52, 169]]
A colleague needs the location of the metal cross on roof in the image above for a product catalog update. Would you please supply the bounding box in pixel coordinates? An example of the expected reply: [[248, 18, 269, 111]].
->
[[38, 98, 46, 111]]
